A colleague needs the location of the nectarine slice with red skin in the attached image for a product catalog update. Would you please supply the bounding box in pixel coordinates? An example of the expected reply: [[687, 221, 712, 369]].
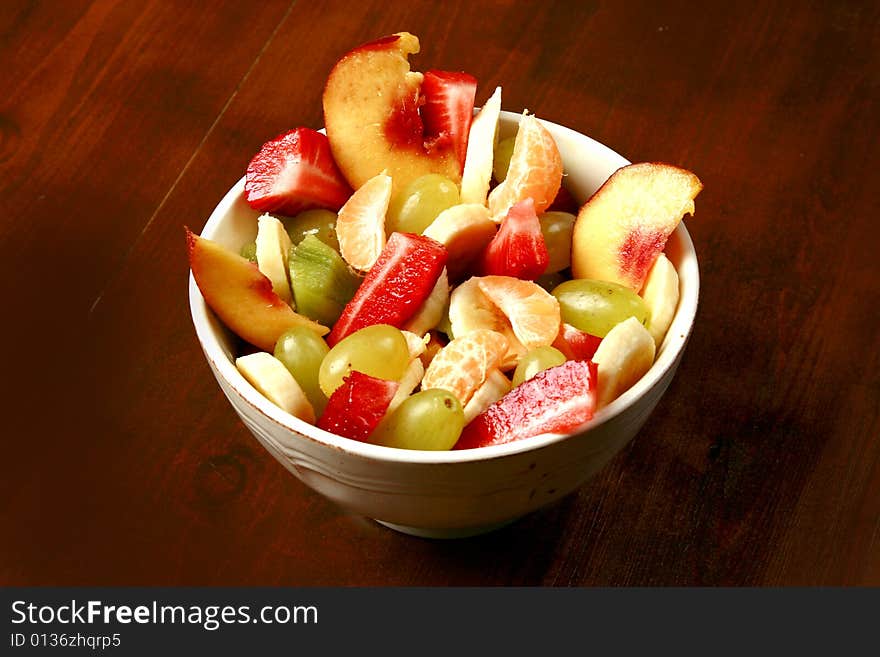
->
[[187, 228, 328, 352], [453, 359, 598, 449], [571, 162, 702, 292], [322, 32, 464, 196]]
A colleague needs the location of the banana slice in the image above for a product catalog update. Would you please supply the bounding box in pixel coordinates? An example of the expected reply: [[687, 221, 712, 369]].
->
[[592, 316, 656, 408], [462, 367, 511, 424], [235, 352, 315, 423], [387, 357, 425, 414], [403, 268, 450, 336], [400, 329, 430, 360], [423, 205, 496, 281], [640, 253, 679, 348], [255, 214, 293, 305], [460, 86, 502, 206]]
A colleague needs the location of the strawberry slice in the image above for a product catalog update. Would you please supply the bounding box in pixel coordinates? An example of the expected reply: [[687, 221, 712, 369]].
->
[[454, 359, 598, 449], [421, 70, 477, 169], [552, 323, 602, 362], [327, 232, 448, 346], [478, 197, 549, 280], [245, 127, 353, 216], [317, 371, 398, 442]]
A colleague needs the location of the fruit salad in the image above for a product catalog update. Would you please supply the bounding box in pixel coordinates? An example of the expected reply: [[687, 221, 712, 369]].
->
[[187, 32, 702, 451]]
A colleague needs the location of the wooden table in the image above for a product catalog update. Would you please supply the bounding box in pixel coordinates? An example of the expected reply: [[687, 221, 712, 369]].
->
[[2, 0, 877, 587]]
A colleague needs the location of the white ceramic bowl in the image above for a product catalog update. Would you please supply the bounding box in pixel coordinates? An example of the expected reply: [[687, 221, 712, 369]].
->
[[188, 111, 699, 538]]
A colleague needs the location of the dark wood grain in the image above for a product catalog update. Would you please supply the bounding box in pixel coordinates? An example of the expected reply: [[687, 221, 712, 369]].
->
[[1, 0, 877, 586]]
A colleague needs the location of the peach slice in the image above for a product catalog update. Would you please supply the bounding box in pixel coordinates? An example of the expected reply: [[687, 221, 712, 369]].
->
[[322, 32, 461, 196], [187, 229, 328, 352], [571, 162, 702, 292]]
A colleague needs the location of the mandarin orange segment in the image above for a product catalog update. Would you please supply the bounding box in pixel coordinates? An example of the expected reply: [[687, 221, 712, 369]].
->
[[476, 275, 561, 350], [447, 276, 526, 367], [335, 171, 391, 271], [487, 112, 563, 222], [421, 329, 509, 406]]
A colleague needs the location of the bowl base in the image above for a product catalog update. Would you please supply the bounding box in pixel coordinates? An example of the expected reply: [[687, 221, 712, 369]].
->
[[374, 518, 518, 539]]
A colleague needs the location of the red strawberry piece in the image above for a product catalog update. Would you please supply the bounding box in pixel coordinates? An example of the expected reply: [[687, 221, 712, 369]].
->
[[478, 197, 549, 280], [421, 70, 477, 169], [317, 371, 399, 442], [244, 127, 353, 216], [454, 359, 598, 449], [327, 232, 448, 346], [552, 323, 602, 362]]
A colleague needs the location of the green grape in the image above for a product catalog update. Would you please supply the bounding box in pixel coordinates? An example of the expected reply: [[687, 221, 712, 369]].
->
[[511, 346, 567, 388], [282, 209, 339, 251], [318, 324, 410, 397], [274, 326, 330, 416], [371, 389, 464, 450], [386, 174, 460, 234], [552, 279, 650, 338], [539, 211, 576, 273], [493, 136, 516, 182], [240, 241, 257, 263]]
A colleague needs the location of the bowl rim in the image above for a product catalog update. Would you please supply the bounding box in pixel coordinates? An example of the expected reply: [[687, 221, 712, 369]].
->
[[188, 111, 699, 465]]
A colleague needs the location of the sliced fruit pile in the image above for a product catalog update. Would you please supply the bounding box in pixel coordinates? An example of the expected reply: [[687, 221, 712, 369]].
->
[[188, 31, 702, 450]]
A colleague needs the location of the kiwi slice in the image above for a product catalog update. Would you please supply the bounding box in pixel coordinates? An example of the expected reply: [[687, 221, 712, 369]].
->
[[289, 235, 360, 326]]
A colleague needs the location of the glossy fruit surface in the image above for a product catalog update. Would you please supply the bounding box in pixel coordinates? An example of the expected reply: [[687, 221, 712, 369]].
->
[[478, 198, 549, 280], [386, 173, 460, 235], [511, 345, 566, 388], [318, 324, 410, 397], [371, 389, 465, 450], [552, 278, 649, 338], [244, 127, 353, 216], [327, 232, 448, 346], [454, 359, 598, 449], [274, 326, 330, 416], [420, 70, 478, 169], [316, 371, 399, 442]]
